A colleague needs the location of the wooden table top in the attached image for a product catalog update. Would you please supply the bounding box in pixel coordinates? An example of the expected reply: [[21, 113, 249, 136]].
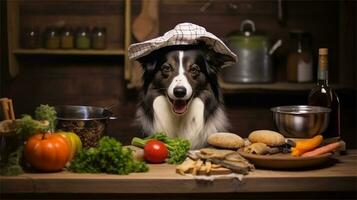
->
[[1, 150, 357, 194]]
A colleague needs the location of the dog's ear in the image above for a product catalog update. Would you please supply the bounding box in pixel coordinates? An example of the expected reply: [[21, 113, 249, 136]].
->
[[136, 53, 157, 72], [203, 50, 232, 102], [205, 50, 235, 72], [136, 53, 159, 93]]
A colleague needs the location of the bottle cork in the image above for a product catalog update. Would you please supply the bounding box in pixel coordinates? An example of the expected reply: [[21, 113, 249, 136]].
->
[[319, 48, 328, 55], [318, 48, 328, 70]]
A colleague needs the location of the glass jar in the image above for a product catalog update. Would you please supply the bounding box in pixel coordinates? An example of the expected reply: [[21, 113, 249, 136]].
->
[[60, 26, 74, 49], [44, 27, 60, 49], [91, 27, 107, 49], [75, 27, 91, 49], [21, 26, 41, 49], [287, 31, 313, 82]]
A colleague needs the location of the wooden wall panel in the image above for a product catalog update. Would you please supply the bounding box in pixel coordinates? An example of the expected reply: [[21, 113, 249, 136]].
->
[[4, 58, 124, 115], [339, 0, 357, 87], [0, 0, 6, 96]]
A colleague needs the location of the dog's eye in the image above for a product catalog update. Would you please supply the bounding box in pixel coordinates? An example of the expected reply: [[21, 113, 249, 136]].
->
[[161, 64, 172, 78], [161, 64, 172, 73], [189, 64, 200, 76]]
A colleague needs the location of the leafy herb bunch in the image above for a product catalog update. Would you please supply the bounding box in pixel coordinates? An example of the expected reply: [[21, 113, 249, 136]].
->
[[69, 136, 148, 174]]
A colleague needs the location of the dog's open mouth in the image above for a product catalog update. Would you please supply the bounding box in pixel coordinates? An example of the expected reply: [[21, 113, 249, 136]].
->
[[168, 98, 190, 115]]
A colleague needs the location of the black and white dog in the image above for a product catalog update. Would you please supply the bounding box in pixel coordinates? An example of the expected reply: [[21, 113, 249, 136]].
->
[[135, 44, 231, 149]]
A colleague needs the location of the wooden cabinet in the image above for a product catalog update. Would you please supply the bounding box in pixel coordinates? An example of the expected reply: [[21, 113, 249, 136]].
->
[[6, 0, 132, 83]]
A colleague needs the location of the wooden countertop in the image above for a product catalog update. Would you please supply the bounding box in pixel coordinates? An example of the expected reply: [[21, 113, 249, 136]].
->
[[1, 150, 357, 195]]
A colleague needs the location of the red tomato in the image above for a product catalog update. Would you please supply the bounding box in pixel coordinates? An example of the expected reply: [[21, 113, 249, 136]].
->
[[144, 140, 168, 163]]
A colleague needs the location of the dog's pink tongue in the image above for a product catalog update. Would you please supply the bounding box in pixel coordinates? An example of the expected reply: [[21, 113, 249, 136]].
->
[[173, 100, 187, 114]]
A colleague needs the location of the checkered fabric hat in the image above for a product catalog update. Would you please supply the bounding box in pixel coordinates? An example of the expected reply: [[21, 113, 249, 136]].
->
[[128, 22, 237, 67]]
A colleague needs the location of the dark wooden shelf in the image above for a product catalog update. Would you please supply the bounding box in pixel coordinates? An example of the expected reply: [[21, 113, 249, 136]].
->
[[219, 81, 351, 93], [13, 49, 126, 56], [220, 81, 314, 92]]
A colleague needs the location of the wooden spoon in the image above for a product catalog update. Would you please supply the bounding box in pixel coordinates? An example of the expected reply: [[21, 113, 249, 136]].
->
[[132, 0, 159, 42], [145, 0, 159, 40]]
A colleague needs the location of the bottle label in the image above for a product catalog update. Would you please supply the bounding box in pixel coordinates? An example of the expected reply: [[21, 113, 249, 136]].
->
[[297, 60, 313, 82]]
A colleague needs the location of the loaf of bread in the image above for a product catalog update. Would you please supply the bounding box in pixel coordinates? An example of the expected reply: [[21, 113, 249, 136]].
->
[[207, 132, 245, 149], [248, 130, 285, 147]]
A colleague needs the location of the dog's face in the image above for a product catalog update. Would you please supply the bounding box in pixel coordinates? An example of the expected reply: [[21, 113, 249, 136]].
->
[[157, 50, 210, 114], [139, 45, 229, 115]]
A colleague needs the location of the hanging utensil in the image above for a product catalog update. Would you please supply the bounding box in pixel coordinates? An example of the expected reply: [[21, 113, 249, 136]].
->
[[132, 0, 160, 42], [130, 0, 160, 89], [200, 0, 214, 12], [277, 0, 285, 26]]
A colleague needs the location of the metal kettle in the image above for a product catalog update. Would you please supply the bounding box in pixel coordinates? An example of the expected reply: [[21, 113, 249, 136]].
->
[[222, 19, 282, 83]]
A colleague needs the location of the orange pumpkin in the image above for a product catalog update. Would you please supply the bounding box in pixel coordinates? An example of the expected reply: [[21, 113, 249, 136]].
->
[[24, 133, 70, 172]]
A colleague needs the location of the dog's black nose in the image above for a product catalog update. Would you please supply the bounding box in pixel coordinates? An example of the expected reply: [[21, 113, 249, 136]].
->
[[173, 87, 187, 98]]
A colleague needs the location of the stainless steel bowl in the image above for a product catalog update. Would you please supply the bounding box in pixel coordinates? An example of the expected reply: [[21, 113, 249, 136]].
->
[[271, 105, 331, 138]]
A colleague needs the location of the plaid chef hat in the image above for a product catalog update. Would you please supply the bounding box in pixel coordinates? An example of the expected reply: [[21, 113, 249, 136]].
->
[[128, 22, 237, 67]]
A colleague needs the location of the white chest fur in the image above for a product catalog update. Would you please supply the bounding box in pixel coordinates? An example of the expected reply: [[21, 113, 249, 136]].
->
[[151, 95, 227, 149]]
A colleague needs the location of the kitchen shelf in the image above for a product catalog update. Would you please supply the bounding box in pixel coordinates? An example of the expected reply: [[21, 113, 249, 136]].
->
[[220, 81, 314, 92], [13, 49, 126, 56], [219, 81, 350, 93], [6, 0, 132, 77]]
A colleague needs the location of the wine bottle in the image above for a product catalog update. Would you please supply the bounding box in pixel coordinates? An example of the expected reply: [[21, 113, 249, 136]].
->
[[308, 48, 340, 138]]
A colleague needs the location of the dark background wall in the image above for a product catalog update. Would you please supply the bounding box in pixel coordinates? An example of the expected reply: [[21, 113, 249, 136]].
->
[[1, 0, 356, 147]]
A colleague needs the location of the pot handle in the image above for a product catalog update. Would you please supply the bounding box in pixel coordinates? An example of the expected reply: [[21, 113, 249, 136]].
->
[[269, 39, 282, 55], [240, 19, 256, 35]]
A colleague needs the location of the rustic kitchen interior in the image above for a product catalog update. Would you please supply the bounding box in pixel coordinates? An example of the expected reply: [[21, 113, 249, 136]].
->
[[0, 0, 356, 199]]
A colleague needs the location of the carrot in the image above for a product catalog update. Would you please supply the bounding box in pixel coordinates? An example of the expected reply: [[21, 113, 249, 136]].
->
[[291, 135, 323, 156], [301, 141, 343, 157]]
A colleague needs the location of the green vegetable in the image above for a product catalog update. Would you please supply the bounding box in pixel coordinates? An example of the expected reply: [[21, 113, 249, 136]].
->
[[34, 104, 57, 132], [15, 115, 49, 140], [15, 104, 56, 139], [69, 136, 148, 174], [131, 133, 191, 164], [1, 104, 57, 176], [0, 146, 24, 176], [9, 114, 47, 176]]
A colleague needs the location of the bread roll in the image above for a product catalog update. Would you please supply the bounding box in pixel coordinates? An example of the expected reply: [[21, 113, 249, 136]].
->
[[207, 132, 244, 149], [248, 130, 285, 147]]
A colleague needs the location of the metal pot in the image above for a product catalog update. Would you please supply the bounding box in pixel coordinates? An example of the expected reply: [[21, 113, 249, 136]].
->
[[55, 105, 117, 148], [55, 105, 117, 121], [222, 19, 282, 83]]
